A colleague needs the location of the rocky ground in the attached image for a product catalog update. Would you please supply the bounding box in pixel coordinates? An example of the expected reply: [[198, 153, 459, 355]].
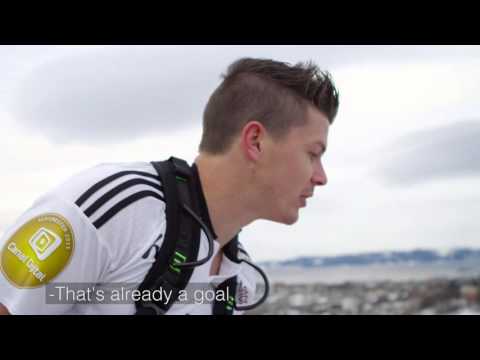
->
[[246, 277, 480, 315]]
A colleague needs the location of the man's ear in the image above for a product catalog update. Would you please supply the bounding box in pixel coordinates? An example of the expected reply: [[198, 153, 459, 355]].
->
[[241, 121, 265, 161]]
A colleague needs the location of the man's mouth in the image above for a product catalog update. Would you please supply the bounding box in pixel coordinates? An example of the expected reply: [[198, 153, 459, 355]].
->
[[299, 193, 313, 207], [299, 196, 309, 207], [300, 197, 306, 207]]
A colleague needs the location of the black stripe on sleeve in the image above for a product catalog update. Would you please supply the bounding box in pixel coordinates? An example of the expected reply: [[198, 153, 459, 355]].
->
[[84, 178, 164, 217], [75, 171, 160, 207], [92, 190, 165, 229]]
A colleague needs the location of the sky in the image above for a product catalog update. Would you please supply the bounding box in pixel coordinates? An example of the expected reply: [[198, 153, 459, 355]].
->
[[0, 45, 479, 261]]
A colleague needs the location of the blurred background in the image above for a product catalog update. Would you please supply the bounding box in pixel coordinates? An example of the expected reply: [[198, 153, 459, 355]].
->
[[1, 45, 479, 314]]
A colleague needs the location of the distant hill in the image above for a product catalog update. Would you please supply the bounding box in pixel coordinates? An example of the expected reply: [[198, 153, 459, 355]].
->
[[260, 248, 480, 268]]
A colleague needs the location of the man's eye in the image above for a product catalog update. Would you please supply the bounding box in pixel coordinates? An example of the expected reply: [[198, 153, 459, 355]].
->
[[309, 152, 319, 161]]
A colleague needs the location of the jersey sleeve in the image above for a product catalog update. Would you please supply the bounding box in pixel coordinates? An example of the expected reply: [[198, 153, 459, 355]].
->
[[0, 193, 110, 315]]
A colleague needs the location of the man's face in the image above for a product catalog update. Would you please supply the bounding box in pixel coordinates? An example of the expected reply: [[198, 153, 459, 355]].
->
[[257, 106, 330, 225]]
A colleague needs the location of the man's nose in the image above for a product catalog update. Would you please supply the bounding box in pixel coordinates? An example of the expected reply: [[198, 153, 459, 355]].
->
[[312, 162, 328, 186]]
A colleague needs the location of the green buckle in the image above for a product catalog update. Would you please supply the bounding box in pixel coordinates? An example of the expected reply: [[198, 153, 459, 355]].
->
[[226, 295, 235, 310], [169, 251, 187, 273]]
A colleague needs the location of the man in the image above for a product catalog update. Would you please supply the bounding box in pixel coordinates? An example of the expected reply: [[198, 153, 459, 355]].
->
[[0, 57, 339, 315]]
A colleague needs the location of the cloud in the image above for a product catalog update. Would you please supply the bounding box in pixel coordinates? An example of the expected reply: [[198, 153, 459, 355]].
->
[[9, 45, 480, 145], [7, 47, 220, 144], [376, 120, 480, 186]]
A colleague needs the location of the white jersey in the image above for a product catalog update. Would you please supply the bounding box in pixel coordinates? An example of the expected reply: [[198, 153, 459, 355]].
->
[[0, 161, 257, 315]]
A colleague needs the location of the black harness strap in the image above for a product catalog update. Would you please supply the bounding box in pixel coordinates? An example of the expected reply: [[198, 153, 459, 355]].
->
[[135, 157, 201, 315], [135, 157, 251, 315], [212, 236, 242, 315], [212, 276, 238, 315]]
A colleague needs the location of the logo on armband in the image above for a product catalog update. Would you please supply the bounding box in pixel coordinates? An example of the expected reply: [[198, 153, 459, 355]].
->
[[0, 213, 75, 288]]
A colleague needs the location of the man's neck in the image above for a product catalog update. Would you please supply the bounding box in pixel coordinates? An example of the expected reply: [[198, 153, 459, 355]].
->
[[194, 153, 257, 248]]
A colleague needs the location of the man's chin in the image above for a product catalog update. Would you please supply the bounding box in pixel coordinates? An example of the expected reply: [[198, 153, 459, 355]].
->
[[270, 211, 299, 225], [260, 208, 299, 225], [284, 214, 299, 225]]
